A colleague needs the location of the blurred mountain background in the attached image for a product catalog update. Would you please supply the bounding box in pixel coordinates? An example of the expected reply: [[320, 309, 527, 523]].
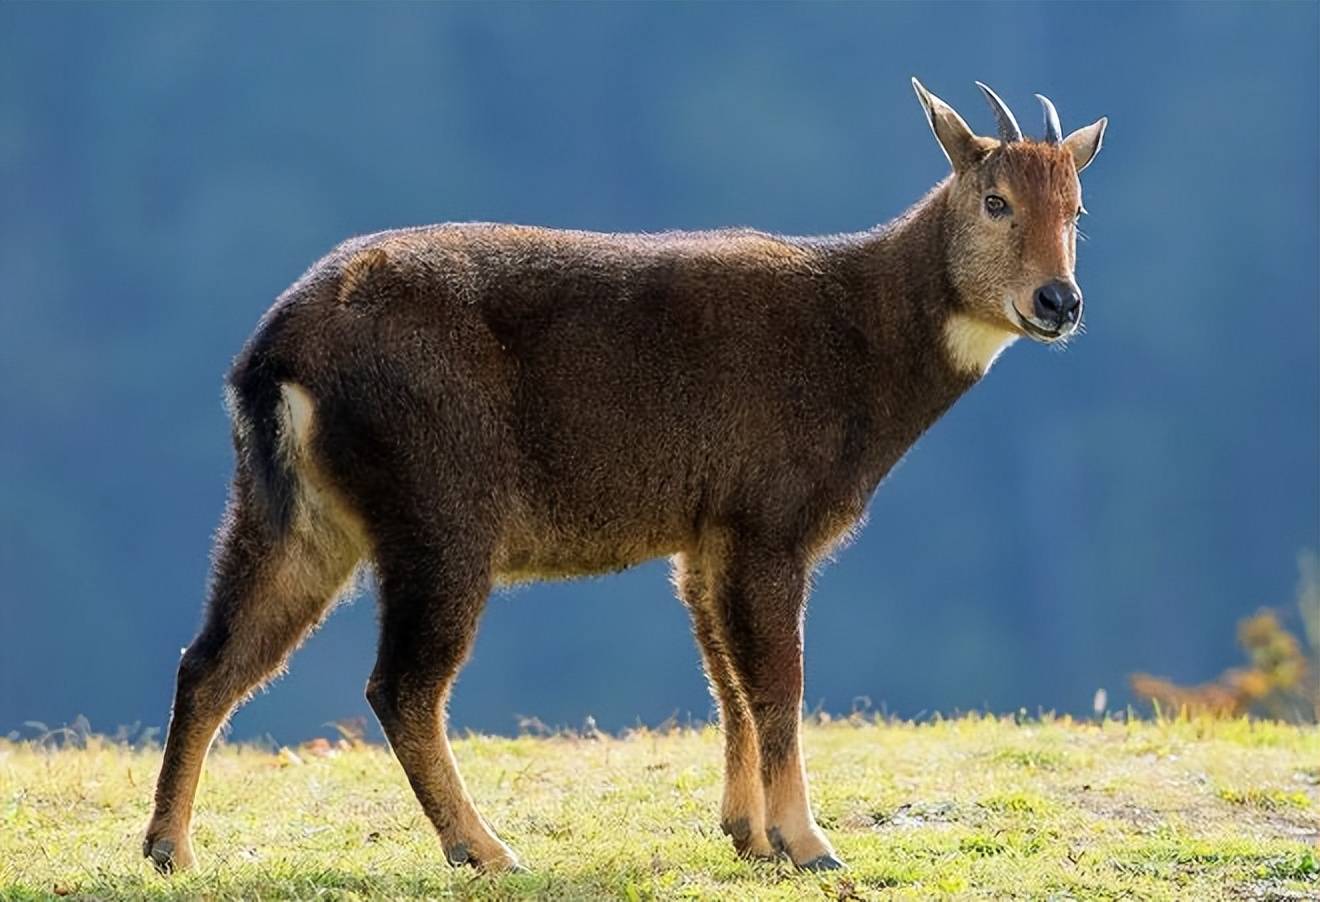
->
[[1, 2, 1316, 740]]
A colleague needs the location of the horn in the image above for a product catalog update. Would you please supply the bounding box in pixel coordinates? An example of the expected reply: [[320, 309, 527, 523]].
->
[[975, 81, 1023, 143], [1035, 93, 1062, 144]]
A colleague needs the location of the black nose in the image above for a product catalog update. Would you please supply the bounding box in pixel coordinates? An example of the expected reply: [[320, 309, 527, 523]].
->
[[1033, 280, 1083, 328]]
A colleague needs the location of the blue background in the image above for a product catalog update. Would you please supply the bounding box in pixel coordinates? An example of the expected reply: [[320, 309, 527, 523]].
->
[[2, 2, 1316, 740]]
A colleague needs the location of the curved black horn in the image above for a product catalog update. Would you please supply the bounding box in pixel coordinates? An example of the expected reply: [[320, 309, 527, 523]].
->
[[1036, 94, 1062, 144], [975, 81, 1023, 143]]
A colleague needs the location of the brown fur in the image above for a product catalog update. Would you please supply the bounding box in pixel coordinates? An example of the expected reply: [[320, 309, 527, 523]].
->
[[145, 82, 1105, 874], [942, 144, 1083, 331]]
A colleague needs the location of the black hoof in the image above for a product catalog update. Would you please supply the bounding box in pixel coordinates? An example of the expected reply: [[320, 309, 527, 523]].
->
[[144, 838, 175, 874], [721, 817, 751, 844], [448, 842, 525, 873], [800, 854, 846, 872]]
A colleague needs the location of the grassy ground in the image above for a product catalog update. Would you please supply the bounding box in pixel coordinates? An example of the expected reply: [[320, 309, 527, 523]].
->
[[1, 715, 1317, 900]]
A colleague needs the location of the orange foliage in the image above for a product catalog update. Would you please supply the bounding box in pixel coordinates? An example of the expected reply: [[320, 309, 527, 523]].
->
[[1130, 609, 1317, 722]]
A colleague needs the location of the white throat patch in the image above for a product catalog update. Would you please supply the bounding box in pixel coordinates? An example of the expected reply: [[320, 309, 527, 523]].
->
[[944, 314, 1018, 376]]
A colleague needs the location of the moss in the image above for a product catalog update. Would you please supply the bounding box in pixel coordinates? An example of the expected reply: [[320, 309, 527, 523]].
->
[[978, 791, 1054, 814], [988, 747, 1073, 771], [1217, 787, 1312, 810]]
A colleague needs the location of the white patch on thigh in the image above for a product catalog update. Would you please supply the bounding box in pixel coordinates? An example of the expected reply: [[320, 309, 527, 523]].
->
[[279, 382, 316, 450]]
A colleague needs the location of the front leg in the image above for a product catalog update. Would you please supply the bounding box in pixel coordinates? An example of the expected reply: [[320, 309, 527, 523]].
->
[[715, 540, 843, 871], [675, 553, 774, 859]]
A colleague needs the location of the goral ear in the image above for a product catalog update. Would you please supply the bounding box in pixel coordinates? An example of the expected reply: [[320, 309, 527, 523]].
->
[[1064, 117, 1107, 172], [911, 78, 995, 173]]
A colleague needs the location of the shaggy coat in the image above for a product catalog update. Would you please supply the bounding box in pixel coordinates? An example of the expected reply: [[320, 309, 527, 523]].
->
[[144, 80, 1106, 874]]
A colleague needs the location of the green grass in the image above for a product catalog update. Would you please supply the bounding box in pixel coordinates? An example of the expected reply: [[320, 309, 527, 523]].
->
[[2, 715, 1317, 900]]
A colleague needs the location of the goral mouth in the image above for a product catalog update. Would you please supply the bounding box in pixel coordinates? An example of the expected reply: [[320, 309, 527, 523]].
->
[[1014, 309, 1081, 343]]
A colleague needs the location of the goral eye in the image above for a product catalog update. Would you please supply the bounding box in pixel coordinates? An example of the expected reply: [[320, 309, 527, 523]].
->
[[984, 194, 1009, 216]]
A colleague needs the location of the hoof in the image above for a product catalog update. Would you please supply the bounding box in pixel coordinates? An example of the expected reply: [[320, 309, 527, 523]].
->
[[446, 840, 524, 873], [723, 817, 776, 860], [800, 854, 846, 872], [143, 836, 191, 874], [770, 827, 844, 870], [445, 843, 472, 867], [721, 817, 751, 845]]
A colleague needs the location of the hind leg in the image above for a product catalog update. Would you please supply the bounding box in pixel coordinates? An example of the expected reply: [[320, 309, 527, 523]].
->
[[674, 552, 774, 859], [144, 477, 361, 872], [365, 525, 519, 872]]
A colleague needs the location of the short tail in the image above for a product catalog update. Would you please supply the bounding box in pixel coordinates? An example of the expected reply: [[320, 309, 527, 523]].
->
[[226, 339, 303, 536]]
